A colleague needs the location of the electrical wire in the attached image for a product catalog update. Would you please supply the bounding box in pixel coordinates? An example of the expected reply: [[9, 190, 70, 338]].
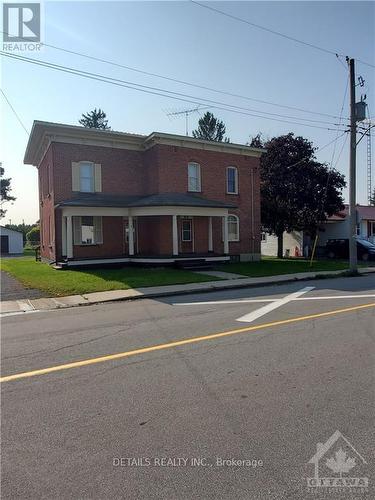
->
[[191, 1, 375, 69], [0, 88, 29, 134], [0, 51, 350, 133]]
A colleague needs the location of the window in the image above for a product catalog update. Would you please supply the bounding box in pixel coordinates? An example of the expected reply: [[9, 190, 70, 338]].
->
[[356, 223, 361, 236], [227, 215, 239, 241], [73, 216, 103, 245], [227, 167, 238, 194], [72, 161, 102, 192], [182, 220, 192, 241], [80, 162, 94, 193], [188, 162, 201, 192], [261, 232, 267, 242]]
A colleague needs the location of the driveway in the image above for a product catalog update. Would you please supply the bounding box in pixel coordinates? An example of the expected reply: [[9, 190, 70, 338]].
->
[[0, 270, 42, 301]]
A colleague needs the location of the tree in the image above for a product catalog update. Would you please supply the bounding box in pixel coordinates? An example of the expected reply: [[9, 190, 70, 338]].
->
[[0, 166, 16, 218], [79, 108, 110, 129], [248, 133, 264, 148], [192, 112, 229, 142], [260, 133, 346, 258], [26, 225, 40, 246], [370, 188, 375, 206]]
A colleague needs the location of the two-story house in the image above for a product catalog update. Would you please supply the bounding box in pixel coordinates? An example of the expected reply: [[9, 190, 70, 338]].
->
[[24, 121, 263, 266]]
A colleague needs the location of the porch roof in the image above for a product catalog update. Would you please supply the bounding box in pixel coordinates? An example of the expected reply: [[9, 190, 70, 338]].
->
[[57, 192, 237, 209]]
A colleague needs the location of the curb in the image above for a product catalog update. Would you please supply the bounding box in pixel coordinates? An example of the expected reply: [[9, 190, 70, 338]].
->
[[1, 267, 374, 316]]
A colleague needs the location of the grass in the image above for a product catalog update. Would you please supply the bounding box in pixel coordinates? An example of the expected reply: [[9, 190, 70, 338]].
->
[[0, 257, 218, 297], [216, 256, 362, 278]]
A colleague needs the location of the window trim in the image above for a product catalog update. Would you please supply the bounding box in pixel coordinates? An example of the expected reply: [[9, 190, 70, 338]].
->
[[73, 216, 103, 246], [226, 166, 238, 194], [181, 219, 193, 242], [187, 162, 201, 193], [223, 215, 240, 242], [79, 161, 95, 193]]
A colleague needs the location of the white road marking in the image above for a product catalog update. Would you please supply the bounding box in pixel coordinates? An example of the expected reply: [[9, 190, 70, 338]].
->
[[174, 293, 375, 306], [235, 286, 315, 323]]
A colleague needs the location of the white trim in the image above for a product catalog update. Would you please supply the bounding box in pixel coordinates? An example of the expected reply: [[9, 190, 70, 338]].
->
[[223, 215, 229, 254], [61, 206, 228, 217], [64, 255, 230, 266], [208, 216, 213, 252], [228, 214, 240, 242], [128, 215, 135, 256], [172, 215, 178, 256], [62, 216, 67, 256], [66, 216, 73, 259], [181, 219, 192, 242]]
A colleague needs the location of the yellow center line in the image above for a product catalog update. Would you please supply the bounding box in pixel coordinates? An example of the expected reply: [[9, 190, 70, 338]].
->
[[1, 302, 374, 383]]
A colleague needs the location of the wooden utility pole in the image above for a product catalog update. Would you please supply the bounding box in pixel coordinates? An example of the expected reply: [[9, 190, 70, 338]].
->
[[348, 58, 357, 272]]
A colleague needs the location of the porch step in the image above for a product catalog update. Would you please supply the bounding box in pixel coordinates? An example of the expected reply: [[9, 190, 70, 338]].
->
[[175, 259, 214, 271]]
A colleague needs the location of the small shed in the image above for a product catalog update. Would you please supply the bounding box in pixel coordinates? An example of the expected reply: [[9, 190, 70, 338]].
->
[[0, 226, 23, 255]]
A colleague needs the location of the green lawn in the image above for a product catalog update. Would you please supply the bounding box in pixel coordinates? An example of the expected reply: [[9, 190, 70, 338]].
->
[[0, 257, 218, 297], [216, 256, 359, 277]]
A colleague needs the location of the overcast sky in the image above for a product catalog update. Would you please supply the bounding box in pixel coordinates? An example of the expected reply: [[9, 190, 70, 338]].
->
[[1, 1, 374, 224]]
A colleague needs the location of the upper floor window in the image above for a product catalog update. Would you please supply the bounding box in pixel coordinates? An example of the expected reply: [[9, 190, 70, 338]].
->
[[72, 161, 102, 192], [80, 162, 94, 192], [227, 166, 238, 194], [188, 162, 201, 192]]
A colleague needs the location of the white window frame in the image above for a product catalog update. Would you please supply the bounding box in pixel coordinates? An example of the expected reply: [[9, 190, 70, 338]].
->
[[226, 166, 238, 194], [80, 162, 95, 193], [188, 162, 201, 192], [181, 219, 192, 242], [222, 214, 240, 242]]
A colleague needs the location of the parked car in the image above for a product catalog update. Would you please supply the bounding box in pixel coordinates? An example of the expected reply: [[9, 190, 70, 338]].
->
[[325, 238, 375, 261]]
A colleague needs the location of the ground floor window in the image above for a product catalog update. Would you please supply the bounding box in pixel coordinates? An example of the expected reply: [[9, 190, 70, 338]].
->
[[73, 216, 103, 245], [227, 215, 239, 241]]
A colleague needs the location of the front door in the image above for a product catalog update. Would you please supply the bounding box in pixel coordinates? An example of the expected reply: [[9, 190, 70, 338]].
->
[[123, 218, 138, 255], [180, 218, 194, 254]]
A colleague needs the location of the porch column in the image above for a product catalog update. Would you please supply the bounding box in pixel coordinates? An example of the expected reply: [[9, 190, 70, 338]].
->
[[128, 215, 135, 256], [208, 216, 213, 252], [62, 216, 67, 257], [223, 215, 229, 255], [66, 215, 73, 259], [172, 215, 178, 255]]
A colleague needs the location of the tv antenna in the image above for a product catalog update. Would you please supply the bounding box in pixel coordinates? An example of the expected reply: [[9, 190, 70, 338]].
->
[[165, 106, 209, 136]]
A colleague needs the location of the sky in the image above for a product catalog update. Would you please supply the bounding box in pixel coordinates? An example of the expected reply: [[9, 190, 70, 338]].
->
[[1, 0, 374, 224]]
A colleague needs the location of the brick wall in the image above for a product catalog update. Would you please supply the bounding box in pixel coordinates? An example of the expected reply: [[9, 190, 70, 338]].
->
[[38, 139, 261, 260]]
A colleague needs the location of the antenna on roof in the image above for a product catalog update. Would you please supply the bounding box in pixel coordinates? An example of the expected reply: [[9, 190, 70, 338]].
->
[[164, 106, 209, 136]]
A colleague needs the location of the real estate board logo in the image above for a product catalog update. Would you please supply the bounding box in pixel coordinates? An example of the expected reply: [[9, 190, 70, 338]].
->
[[3, 3, 41, 49], [306, 430, 368, 492]]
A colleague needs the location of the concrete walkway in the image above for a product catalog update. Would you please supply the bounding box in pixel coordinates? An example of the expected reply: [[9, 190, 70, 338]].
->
[[193, 270, 247, 280], [1, 267, 375, 315]]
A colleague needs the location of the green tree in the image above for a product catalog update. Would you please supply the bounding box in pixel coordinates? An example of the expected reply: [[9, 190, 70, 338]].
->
[[370, 188, 375, 206], [26, 225, 40, 246], [260, 133, 346, 258], [192, 112, 229, 142], [248, 133, 264, 148], [79, 108, 110, 129], [0, 166, 16, 218]]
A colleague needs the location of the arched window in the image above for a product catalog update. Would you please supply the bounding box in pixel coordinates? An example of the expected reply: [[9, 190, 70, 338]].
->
[[227, 215, 239, 241], [226, 166, 238, 194]]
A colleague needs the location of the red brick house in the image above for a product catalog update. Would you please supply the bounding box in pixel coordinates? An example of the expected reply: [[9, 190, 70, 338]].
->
[[24, 121, 263, 266]]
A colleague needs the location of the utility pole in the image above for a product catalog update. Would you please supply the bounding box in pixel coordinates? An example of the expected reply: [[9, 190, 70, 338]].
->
[[348, 58, 357, 272]]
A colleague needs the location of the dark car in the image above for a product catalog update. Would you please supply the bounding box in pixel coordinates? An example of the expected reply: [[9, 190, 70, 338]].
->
[[325, 238, 375, 261]]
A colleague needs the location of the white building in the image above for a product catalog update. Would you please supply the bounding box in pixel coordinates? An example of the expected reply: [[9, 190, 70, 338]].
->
[[0, 226, 24, 254]]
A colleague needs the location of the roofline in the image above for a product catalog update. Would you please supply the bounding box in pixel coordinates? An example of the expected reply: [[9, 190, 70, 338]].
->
[[24, 120, 266, 166]]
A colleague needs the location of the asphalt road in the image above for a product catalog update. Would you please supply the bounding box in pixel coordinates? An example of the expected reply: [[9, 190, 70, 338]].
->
[[1, 275, 375, 499]]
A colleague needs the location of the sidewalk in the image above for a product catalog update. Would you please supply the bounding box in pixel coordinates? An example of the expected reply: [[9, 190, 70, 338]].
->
[[1, 267, 375, 315]]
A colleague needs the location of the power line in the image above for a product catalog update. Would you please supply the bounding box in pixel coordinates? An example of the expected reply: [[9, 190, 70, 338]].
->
[[0, 51, 350, 133], [0, 89, 29, 134], [0, 28, 352, 121], [329, 75, 349, 168], [191, 1, 375, 69]]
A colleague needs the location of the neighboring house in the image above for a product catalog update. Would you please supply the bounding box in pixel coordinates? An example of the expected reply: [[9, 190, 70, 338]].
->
[[24, 121, 263, 266], [261, 230, 307, 257], [261, 204, 375, 258], [0, 226, 23, 255], [318, 204, 375, 245]]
